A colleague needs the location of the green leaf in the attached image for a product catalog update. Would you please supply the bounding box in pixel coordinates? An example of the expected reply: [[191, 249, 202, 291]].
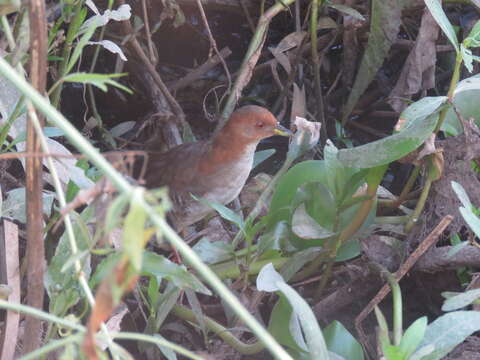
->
[[193, 195, 244, 230], [292, 204, 336, 239], [257, 263, 329, 359], [451, 181, 473, 209], [335, 239, 361, 262], [122, 188, 147, 272], [66, 22, 98, 75], [270, 160, 327, 212], [2, 188, 55, 223], [253, 149, 276, 169], [324, 321, 364, 360], [338, 98, 445, 168], [424, 0, 459, 53], [452, 181, 480, 238], [399, 317, 428, 359], [268, 294, 307, 353], [46, 206, 94, 316], [257, 221, 291, 253], [142, 251, 211, 295], [342, 0, 409, 122], [192, 237, 234, 264], [62, 72, 132, 94], [419, 311, 480, 360], [442, 289, 480, 311]]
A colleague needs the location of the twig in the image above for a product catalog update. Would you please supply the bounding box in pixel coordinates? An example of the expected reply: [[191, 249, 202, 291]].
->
[[118, 0, 185, 124], [355, 215, 453, 357], [24, 0, 47, 353], [219, 0, 296, 129], [141, 0, 156, 64], [169, 47, 232, 92], [196, 0, 232, 94], [240, 0, 256, 33]]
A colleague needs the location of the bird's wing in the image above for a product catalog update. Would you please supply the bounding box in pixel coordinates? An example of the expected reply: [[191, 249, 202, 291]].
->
[[144, 141, 210, 196]]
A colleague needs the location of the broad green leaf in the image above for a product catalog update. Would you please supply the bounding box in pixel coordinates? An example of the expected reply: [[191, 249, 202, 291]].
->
[[342, 0, 409, 122], [270, 161, 327, 211], [257, 263, 329, 359], [253, 149, 276, 169], [338, 104, 443, 168], [324, 321, 364, 360], [62, 72, 132, 94], [419, 311, 480, 360], [2, 188, 55, 223], [292, 204, 336, 239], [122, 188, 147, 272], [268, 294, 307, 353], [443, 74, 480, 135], [192, 237, 234, 264], [396, 96, 447, 131], [335, 239, 361, 262], [399, 317, 428, 359], [442, 289, 480, 311], [424, 0, 459, 53]]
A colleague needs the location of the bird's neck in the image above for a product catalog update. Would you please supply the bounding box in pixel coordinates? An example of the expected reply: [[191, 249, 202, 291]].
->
[[199, 133, 257, 173]]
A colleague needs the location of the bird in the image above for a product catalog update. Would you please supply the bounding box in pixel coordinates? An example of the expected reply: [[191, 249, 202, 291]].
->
[[144, 105, 291, 232]]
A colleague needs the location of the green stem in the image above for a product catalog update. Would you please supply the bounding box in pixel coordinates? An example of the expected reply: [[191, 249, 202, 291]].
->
[[384, 271, 403, 346], [404, 176, 432, 233], [314, 165, 387, 300], [435, 52, 462, 133], [172, 305, 264, 355], [18, 335, 82, 360], [0, 56, 293, 360], [391, 165, 421, 208], [0, 299, 85, 331]]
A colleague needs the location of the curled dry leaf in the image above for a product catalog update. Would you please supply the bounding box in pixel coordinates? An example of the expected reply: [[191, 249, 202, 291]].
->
[[290, 116, 321, 155]]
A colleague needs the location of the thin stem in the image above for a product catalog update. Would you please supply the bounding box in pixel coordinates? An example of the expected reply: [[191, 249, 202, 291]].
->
[[171, 305, 264, 355], [391, 165, 421, 208], [384, 271, 403, 346], [404, 176, 432, 233], [219, 0, 296, 127], [310, 0, 327, 143], [18, 335, 83, 360], [435, 52, 462, 133], [0, 299, 85, 331]]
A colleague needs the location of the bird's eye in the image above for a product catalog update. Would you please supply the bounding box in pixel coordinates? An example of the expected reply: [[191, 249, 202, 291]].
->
[[256, 122, 265, 128]]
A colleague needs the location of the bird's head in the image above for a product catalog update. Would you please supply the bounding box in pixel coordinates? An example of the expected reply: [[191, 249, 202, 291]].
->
[[221, 105, 292, 143]]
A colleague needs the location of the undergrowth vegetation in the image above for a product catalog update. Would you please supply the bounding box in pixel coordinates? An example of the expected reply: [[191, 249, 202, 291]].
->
[[1, 0, 480, 359]]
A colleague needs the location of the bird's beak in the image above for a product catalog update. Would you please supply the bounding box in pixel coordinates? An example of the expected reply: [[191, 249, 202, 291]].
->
[[273, 123, 293, 137]]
